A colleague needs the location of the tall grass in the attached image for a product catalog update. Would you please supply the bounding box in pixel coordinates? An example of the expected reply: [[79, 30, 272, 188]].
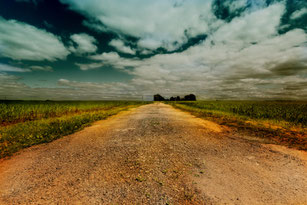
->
[[167, 101, 307, 150], [0, 101, 138, 125], [170, 101, 307, 127], [0, 101, 149, 158]]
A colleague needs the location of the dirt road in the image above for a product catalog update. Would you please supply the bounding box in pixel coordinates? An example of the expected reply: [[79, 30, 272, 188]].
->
[[0, 103, 306, 204]]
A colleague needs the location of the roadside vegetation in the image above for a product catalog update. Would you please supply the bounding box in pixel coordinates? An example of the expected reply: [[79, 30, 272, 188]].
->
[[167, 101, 307, 150], [0, 101, 149, 158]]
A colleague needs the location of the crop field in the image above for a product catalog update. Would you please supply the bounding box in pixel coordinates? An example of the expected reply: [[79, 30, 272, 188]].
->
[[1, 100, 306, 158], [167, 101, 307, 150], [0, 101, 149, 158], [169, 101, 307, 126]]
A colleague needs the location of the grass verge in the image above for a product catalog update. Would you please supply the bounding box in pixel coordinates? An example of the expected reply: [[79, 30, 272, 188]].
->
[[168, 102, 307, 150], [0, 104, 145, 159]]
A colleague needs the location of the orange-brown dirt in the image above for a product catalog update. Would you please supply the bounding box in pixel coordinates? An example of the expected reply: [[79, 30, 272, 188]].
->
[[0, 103, 306, 204]]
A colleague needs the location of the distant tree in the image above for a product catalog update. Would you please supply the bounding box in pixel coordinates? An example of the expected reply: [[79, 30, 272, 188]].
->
[[184, 94, 196, 101], [154, 94, 165, 101], [154, 94, 196, 101]]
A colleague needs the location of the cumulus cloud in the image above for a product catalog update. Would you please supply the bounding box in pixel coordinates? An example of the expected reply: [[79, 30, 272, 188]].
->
[[210, 3, 285, 46], [109, 39, 135, 55], [60, 0, 292, 53], [76, 62, 103, 71], [78, 2, 307, 100], [76, 52, 140, 71], [290, 8, 307, 20], [90, 52, 139, 69], [0, 18, 70, 61], [70, 33, 98, 54], [224, 0, 247, 13], [137, 38, 162, 50], [1, 0, 306, 100], [213, 0, 267, 15], [60, 0, 219, 51]]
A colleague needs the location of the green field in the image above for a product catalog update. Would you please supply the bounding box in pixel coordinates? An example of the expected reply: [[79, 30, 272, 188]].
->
[[1, 100, 306, 158], [167, 101, 307, 150], [0, 101, 149, 158], [168, 101, 307, 126]]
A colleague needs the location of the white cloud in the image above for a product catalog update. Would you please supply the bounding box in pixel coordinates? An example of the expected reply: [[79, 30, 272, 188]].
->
[[210, 3, 285, 46], [0, 63, 31, 72], [60, 0, 219, 51], [225, 0, 247, 13], [246, 0, 267, 11], [76, 62, 103, 71], [76, 52, 140, 71], [0, 18, 70, 61], [70, 33, 98, 54], [91, 52, 120, 61], [290, 8, 307, 20], [1, 1, 306, 100], [90, 52, 140, 70], [109, 39, 135, 55], [137, 38, 162, 50], [79, 2, 307, 100], [59, 0, 294, 54]]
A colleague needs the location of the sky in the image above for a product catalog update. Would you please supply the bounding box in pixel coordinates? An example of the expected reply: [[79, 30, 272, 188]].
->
[[0, 0, 306, 100]]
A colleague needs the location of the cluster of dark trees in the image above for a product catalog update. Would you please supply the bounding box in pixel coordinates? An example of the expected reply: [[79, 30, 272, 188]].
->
[[154, 94, 196, 101]]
